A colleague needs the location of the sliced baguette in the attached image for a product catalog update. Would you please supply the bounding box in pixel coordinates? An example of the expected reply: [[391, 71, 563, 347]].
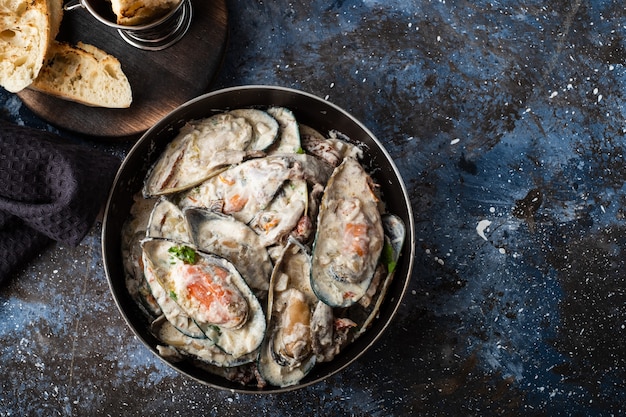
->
[[0, 0, 63, 93], [109, 0, 180, 26], [30, 41, 133, 108]]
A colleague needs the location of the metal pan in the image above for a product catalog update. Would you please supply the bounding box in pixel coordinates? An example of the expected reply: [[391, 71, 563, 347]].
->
[[101, 85, 416, 393]]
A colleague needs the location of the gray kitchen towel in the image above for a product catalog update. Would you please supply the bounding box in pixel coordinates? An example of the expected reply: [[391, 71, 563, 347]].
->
[[0, 120, 120, 283]]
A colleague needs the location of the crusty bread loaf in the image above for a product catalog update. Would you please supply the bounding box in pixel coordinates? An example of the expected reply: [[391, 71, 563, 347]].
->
[[0, 0, 63, 93], [30, 41, 133, 108], [109, 0, 180, 26]]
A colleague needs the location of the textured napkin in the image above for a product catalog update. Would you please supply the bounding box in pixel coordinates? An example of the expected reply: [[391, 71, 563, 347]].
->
[[0, 120, 120, 283]]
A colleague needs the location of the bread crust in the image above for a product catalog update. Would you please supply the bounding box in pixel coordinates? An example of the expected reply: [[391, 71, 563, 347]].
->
[[30, 41, 133, 108], [110, 0, 180, 26]]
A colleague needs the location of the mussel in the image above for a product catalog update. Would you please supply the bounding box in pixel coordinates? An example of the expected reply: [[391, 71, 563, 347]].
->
[[151, 315, 258, 367], [178, 155, 302, 224], [258, 239, 318, 387], [143, 111, 278, 197], [141, 238, 266, 358], [310, 157, 385, 307]]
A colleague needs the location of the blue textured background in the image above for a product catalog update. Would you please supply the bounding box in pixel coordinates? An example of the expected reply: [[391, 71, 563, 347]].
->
[[2, 0, 626, 415]]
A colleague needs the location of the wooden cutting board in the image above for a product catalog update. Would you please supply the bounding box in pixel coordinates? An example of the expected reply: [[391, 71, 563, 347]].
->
[[17, 0, 228, 140]]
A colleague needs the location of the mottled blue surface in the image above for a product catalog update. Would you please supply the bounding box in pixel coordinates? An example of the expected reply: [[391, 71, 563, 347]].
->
[[2, 0, 626, 415]]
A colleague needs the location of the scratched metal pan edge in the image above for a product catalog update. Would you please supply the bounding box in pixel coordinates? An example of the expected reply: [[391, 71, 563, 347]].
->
[[101, 85, 416, 393]]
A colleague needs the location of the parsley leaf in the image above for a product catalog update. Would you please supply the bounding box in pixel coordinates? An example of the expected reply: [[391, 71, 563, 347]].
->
[[168, 245, 197, 265]]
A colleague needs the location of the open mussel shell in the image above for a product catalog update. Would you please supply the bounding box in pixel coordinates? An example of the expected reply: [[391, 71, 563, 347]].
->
[[102, 86, 415, 393], [258, 239, 318, 387], [351, 213, 407, 339], [151, 315, 258, 368], [228, 108, 280, 151], [310, 156, 385, 308], [141, 238, 266, 358]]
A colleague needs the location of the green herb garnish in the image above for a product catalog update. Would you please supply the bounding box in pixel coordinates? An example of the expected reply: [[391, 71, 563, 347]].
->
[[169, 290, 178, 300], [296, 147, 305, 154], [381, 241, 397, 274], [168, 245, 197, 265]]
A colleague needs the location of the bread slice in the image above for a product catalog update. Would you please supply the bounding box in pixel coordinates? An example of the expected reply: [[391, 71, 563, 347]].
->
[[109, 0, 180, 26], [0, 0, 63, 93], [29, 41, 133, 108]]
